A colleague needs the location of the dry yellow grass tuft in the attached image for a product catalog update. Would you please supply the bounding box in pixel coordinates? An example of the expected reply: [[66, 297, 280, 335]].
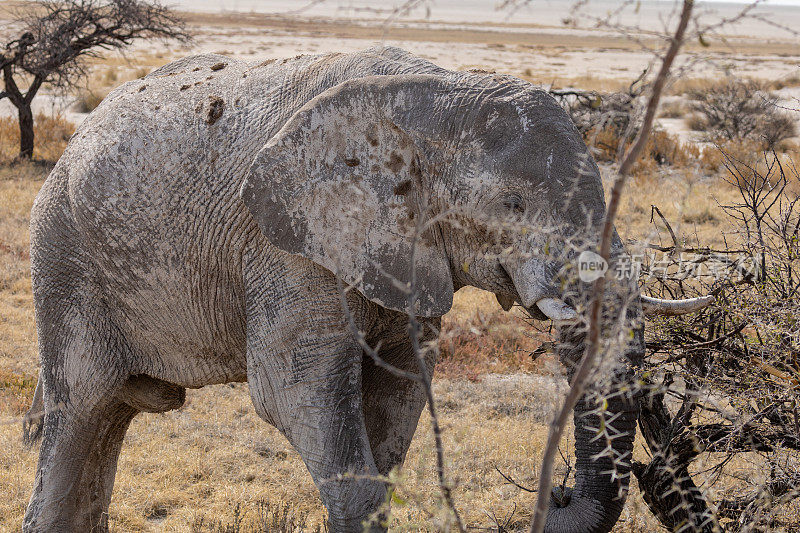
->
[[73, 90, 107, 113], [0, 115, 74, 164]]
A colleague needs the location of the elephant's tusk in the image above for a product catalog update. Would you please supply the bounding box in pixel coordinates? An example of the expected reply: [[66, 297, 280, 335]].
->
[[641, 295, 715, 316], [536, 298, 579, 325]]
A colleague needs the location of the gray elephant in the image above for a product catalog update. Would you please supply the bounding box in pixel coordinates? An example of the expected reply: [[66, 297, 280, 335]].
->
[[22, 46, 708, 532]]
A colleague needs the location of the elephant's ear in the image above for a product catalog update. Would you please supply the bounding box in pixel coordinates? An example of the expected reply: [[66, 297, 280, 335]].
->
[[240, 75, 454, 317]]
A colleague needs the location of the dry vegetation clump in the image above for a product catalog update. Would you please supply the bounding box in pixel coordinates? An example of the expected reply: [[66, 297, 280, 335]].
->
[[438, 288, 550, 380], [190, 500, 318, 533], [585, 124, 711, 178], [0, 114, 74, 163], [658, 98, 687, 119], [73, 89, 106, 113], [0, 368, 37, 415], [634, 151, 800, 531], [548, 82, 725, 177], [686, 78, 797, 150], [768, 73, 800, 91], [549, 78, 644, 145], [556, 74, 799, 184]]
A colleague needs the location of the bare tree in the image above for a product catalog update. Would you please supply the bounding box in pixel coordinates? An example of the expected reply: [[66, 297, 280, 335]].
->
[[0, 0, 189, 160], [631, 151, 800, 531]]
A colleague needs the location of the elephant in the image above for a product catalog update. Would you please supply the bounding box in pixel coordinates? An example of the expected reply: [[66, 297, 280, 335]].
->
[[21, 46, 710, 532]]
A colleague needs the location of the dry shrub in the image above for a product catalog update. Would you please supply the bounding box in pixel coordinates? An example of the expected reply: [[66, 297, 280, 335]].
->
[[586, 124, 699, 176], [659, 99, 687, 118], [686, 112, 708, 132], [103, 68, 118, 84], [636, 152, 800, 531], [761, 111, 798, 150], [0, 114, 74, 163], [697, 137, 790, 176], [687, 78, 797, 150], [551, 85, 642, 144], [73, 90, 105, 113], [767, 73, 800, 91]]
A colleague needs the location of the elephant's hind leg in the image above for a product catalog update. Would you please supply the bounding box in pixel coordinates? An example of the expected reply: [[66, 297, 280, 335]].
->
[[24, 374, 137, 531], [72, 401, 139, 531], [22, 299, 169, 531]]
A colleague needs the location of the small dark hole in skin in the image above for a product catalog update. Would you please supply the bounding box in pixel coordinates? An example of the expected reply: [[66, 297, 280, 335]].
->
[[503, 199, 525, 215], [344, 157, 360, 167], [393, 179, 412, 196]]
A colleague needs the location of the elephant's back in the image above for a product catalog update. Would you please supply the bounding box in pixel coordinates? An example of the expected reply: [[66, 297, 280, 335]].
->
[[60, 47, 453, 262]]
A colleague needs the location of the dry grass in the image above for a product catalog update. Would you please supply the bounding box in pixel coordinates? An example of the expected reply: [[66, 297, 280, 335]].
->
[[438, 289, 551, 381], [527, 75, 631, 93], [0, 114, 74, 164]]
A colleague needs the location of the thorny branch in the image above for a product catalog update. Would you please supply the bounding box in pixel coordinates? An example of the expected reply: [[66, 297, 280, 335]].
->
[[530, 2, 695, 532], [405, 194, 466, 533], [636, 151, 800, 530]]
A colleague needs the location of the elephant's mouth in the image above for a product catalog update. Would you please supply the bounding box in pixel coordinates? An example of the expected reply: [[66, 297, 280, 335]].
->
[[498, 263, 582, 324]]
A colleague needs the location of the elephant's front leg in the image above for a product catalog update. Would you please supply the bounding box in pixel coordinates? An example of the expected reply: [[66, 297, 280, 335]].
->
[[361, 317, 440, 475], [245, 268, 387, 532]]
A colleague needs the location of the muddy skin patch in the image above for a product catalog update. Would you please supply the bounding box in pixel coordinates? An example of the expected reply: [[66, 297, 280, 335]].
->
[[204, 96, 225, 125], [365, 128, 379, 147], [385, 151, 404, 173]]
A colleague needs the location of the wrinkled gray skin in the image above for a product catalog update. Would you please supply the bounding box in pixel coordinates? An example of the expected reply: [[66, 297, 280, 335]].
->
[[23, 47, 643, 532]]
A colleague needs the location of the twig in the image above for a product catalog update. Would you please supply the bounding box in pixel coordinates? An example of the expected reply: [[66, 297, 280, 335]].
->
[[406, 192, 466, 533], [650, 204, 680, 252], [495, 466, 537, 493], [529, 3, 695, 532]]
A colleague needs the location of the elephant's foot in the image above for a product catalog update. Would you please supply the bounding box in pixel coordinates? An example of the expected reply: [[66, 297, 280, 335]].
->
[[327, 516, 388, 533]]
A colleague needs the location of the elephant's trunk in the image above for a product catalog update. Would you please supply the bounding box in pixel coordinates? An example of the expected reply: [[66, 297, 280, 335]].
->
[[543, 395, 639, 533], [543, 319, 642, 533]]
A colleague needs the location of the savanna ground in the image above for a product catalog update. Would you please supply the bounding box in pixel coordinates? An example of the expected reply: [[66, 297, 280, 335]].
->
[[1, 3, 800, 531]]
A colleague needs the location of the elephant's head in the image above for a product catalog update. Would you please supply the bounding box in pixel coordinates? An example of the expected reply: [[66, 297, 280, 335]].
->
[[240, 73, 710, 532]]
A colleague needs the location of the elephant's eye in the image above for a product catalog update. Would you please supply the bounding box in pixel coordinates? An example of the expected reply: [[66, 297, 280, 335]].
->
[[502, 195, 526, 215]]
